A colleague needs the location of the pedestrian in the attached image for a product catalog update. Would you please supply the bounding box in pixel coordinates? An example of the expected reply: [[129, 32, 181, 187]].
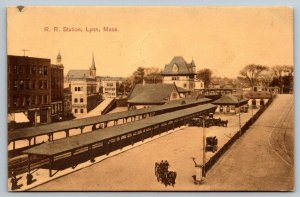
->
[[11, 171, 18, 190]]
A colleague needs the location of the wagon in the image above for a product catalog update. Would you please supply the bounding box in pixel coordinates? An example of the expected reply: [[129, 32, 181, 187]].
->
[[206, 136, 218, 153]]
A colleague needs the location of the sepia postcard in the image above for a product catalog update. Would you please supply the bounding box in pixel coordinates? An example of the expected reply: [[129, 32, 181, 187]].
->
[[7, 6, 294, 191]]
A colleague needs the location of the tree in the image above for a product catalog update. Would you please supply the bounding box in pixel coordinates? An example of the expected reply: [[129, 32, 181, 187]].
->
[[118, 78, 133, 96], [259, 72, 274, 89], [144, 67, 163, 84], [132, 67, 145, 84], [196, 68, 212, 88], [271, 65, 289, 93], [238, 64, 269, 90], [272, 65, 294, 93]]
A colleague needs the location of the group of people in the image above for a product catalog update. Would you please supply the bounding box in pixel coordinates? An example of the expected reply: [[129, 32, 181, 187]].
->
[[154, 160, 177, 187]]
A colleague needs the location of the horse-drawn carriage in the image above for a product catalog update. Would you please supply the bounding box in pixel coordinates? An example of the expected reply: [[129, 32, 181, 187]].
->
[[189, 117, 228, 128], [205, 136, 218, 153], [155, 161, 177, 187]]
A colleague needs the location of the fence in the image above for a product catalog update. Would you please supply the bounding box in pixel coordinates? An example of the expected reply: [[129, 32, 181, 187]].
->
[[203, 95, 276, 176]]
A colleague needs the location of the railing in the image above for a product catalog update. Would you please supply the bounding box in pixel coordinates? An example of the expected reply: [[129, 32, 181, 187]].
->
[[101, 99, 117, 115]]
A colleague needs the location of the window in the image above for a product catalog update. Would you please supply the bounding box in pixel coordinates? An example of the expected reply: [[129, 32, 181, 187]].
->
[[74, 98, 78, 103], [32, 80, 36, 89], [75, 109, 78, 113], [172, 92, 178, 99], [38, 66, 42, 74], [26, 96, 30, 105], [44, 95, 48, 104], [43, 66, 48, 75], [80, 98, 84, 103], [44, 80, 48, 88], [21, 96, 25, 106], [39, 95, 43, 104], [27, 80, 31, 89], [13, 80, 18, 89], [80, 109, 84, 113], [19, 80, 24, 89], [183, 83, 187, 88], [32, 96, 36, 105], [172, 76, 179, 80], [39, 80, 43, 89], [19, 65, 24, 74], [13, 65, 17, 73], [75, 87, 77, 91], [32, 66, 36, 74], [13, 96, 18, 107]]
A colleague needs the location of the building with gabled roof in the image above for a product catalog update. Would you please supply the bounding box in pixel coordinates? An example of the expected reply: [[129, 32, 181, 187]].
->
[[67, 54, 101, 117], [127, 83, 181, 109], [66, 53, 96, 82], [161, 56, 198, 92]]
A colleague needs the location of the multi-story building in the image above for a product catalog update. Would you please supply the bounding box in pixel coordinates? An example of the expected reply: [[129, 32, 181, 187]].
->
[[8, 55, 52, 127], [161, 56, 197, 92], [96, 76, 124, 98], [70, 77, 99, 116], [8, 53, 65, 128], [50, 52, 64, 121], [67, 54, 101, 117]]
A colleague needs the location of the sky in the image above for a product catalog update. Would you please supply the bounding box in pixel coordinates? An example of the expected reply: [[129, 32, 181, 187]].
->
[[7, 6, 293, 78]]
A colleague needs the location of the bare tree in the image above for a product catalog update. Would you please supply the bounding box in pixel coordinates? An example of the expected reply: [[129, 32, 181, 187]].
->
[[144, 67, 163, 84], [238, 64, 269, 90], [259, 72, 274, 90]]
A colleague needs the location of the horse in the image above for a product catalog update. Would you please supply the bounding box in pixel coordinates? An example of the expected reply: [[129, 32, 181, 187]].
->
[[167, 171, 177, 187], [154, 161, 177, 187]]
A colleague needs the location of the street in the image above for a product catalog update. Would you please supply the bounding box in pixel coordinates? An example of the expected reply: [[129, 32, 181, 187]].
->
[[203, 94, 294, 191], [30, 95, 293, 191]]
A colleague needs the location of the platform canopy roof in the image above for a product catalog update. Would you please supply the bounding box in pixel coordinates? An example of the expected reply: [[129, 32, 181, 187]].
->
[[9, 98, 211, 142], [23, 103, 217, 157], [212, 95, 248, 107]]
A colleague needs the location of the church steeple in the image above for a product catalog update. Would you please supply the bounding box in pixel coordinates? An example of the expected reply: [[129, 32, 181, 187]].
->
[[90, 53, 96, 78], [56, 51, 62, 65], [91, 53, 96, 70]]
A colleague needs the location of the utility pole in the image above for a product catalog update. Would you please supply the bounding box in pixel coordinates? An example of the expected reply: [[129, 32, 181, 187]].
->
[[202, 115, 206, 178], [21, 49, 28, 56], [238, 104, 242, 136]]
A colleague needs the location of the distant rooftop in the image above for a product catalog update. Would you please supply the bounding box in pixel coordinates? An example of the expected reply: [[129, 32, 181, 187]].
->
[[161, 56, 196, 76], [128, 83, 179, 104], [66, 70, 92, 80], [96, 76, 125, 81]]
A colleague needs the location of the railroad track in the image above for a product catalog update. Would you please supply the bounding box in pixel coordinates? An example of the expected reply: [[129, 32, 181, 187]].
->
[[268, 98, 294, 166]]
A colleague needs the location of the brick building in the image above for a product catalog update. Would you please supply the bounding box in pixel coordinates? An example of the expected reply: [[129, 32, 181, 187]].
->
[[8, 55, 52, 127], [50, 52, 64, 121], [8, 53, 64, 128]]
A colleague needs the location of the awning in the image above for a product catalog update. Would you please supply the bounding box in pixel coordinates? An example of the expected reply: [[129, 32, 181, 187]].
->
[[8, 112, 30, 123], [212, 95, 248, 107]]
